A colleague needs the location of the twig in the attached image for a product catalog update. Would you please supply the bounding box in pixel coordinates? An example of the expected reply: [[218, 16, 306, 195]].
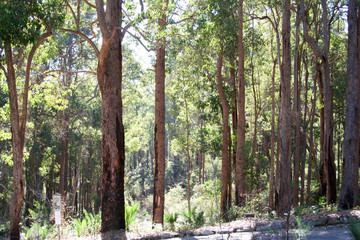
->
[[34, 70, 97, 87], [127, 31, 155, 52]]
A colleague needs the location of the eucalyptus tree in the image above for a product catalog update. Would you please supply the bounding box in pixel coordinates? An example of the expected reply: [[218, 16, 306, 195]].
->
[[153, 0, 169, 225], [338, 0, 359, 210], [0, 1, 64, 237], [277, 0, 292, 217], [127, 0, 202, 224], [236, 0, 246, 207], [300, 0, 339, 204], [60, 0, 136, 231]]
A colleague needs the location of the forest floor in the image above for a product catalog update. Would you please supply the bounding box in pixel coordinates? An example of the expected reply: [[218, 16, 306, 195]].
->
[[61, 209, 359, 240]]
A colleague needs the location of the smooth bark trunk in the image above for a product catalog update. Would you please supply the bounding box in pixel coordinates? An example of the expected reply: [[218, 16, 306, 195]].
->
[[269, 58, 277, 209], [4, 30, 52, 239], [338, 0, 359, 210], [278, 0, 292, 217], [236, 0, 246, 206], [217, 49, 231, 221]]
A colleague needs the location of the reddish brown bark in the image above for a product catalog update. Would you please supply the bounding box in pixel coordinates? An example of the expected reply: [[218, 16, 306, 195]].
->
[[6, 44, 25, 238], [153, 0, 168, 225], [3, 30, 52, 239], [96, 0, 126, 231], [202, 152, 205, 183], [216, 49, 231, 221], [235, 0, 246, 206]]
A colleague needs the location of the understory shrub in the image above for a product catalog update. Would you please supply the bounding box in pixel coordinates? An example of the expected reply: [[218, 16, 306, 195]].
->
[[71, 209, 101, 237], [125, 201, 139, 230], [349, 216, 360, 240]]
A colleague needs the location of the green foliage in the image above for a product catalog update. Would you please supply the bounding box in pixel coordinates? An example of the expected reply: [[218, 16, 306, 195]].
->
[[164, 184, 187, 214], [349, 217, 360, 240], [25, 201, 51, 227], [192, 180, 221, 224], [294, 217, 312, 240], [125, 201, 140, 230], [72, 218, 87, 237], [294, 205, 316, 216], [164, 212, 178, 231], [23, 220, 55, 240], [180, 207, 205, 228], [0, 221, 9, 237], [71, 210, 101, 237], [22, 201, 54, 239], [0, 0, 65, 46]]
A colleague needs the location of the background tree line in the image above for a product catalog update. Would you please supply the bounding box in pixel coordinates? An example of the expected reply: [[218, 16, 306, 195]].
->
[[0, 0, 358, 238]]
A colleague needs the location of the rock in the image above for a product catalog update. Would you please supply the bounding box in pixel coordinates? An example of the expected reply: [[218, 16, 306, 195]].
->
[[313, 216, 330, 227], [270, 221, 283, 230], [192, 229, 213, 236], [201, 230, 214, 236], [340, 217, 349, 224], [161, 232, 179, 238], [217, 229, 232, 234], [257, 225, 271, 232]]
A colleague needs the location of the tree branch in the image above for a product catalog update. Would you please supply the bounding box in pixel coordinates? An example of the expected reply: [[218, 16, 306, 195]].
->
[[299, 0, 324, 59], [121, 23, 133, 42], [0, 63, 7, 79], [59, 28, 100, 57], [139, 0, 144, 12], [127, 31, 155, 52], [36, 70, 97, 87], [66, 0, 78, 25], [172, 7, 204, 25], [82, 0, 96, 9], [95, 0, 108, 38], [21, 31, 53, 138]]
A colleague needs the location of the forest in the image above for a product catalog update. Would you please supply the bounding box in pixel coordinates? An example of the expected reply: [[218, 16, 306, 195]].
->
[[0, 0, 359, 239]]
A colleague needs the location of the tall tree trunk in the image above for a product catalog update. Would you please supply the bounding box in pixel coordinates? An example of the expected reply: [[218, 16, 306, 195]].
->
[[301, 53, 309, 205], [278, 0, 292, 217], [58, 118, 69, 198], [185, 95, 191, 210], [355, 10, 360, 206], [72, 146, 82, 214], [321, 0, 336, 204], [306, 69, 317, 204], [59, 41, 73, 199], [96, 0, 126, 231], [230, 55, 237, 170], [85, 140, 94, 211], [236, 0, 246, 206], [153, 0, 168, 225], [217, 49, 231, 221], [25, 126, 44, 226], [318, 65, 326, 198], [4, 29, 51, 239], [269, 58, 277, 210], [202, 152, 205, 183], [198, 151, 202, 184], [301, 0, 336, 203], [338, 0, 359, 209], [251, 68, 259, 189], [292, 9, 301, 207]]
